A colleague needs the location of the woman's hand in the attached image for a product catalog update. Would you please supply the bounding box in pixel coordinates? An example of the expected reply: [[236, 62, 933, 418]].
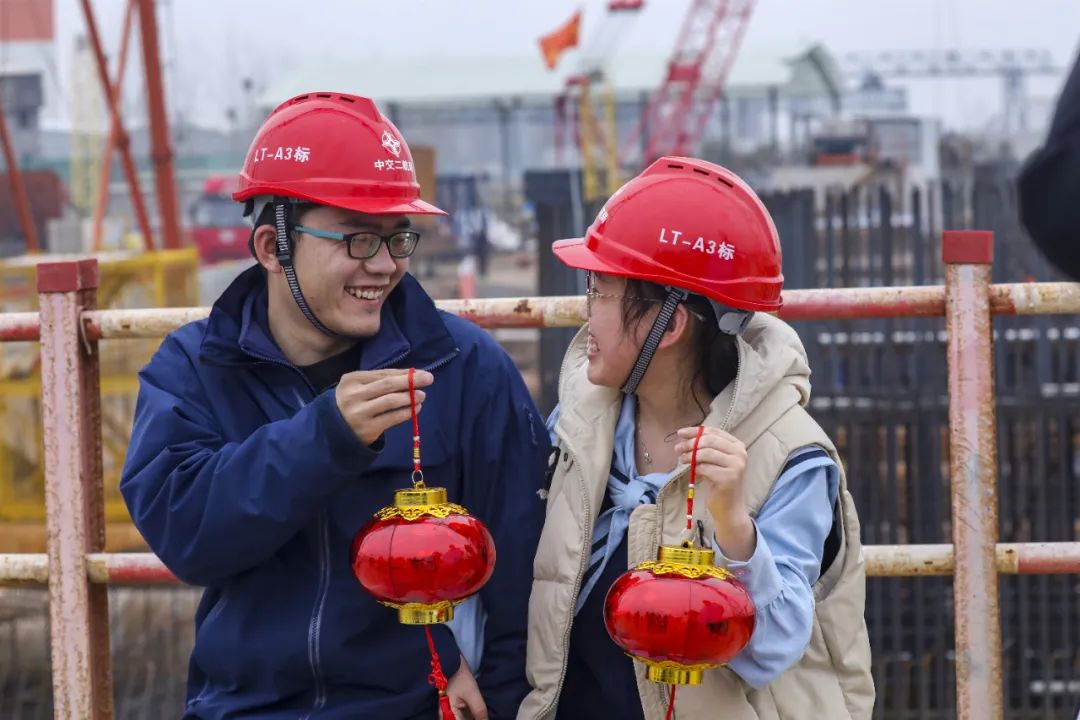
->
[[675, 427, 756, 561]]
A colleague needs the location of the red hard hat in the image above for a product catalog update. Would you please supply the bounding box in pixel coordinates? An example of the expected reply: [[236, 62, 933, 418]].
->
[[233, 92, 445, 216], [553, 156, 783, 311]]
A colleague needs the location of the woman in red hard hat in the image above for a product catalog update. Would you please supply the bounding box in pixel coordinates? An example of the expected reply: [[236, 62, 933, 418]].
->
[[121, 93, 549, 720], [520, 157, 875, 719]]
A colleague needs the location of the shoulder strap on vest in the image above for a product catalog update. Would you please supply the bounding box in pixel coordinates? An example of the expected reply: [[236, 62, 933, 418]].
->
[[741, 403, 836, 516]]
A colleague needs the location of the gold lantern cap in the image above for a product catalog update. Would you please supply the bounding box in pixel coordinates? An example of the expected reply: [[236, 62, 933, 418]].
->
[[656, 544, 715, 567], [394, 487, 448, 507], [636, 544, 733, 581]]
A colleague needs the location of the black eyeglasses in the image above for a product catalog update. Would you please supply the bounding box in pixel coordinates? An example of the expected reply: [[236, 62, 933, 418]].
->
[[294, 224, 421, 259]]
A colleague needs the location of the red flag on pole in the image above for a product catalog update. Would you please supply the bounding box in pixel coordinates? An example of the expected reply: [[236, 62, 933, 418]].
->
[[538, 10, 582, 71]]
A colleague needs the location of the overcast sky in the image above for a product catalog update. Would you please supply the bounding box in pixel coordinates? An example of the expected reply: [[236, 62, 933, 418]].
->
[[32, 0, 1080, 134]]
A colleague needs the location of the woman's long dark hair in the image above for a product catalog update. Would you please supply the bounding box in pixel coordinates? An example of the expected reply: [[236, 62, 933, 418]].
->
[[620, 278, 739, 412]]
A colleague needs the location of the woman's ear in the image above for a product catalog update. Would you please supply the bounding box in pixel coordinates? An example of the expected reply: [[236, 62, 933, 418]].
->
[[252, 224, 284, 273], [657, 304, 695, 350]]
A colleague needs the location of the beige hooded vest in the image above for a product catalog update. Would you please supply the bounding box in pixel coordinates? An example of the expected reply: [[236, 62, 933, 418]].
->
[[518, 314, 875, 720]]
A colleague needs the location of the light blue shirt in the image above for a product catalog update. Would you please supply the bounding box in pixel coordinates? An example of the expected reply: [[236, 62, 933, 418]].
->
[[548, 399, 840, 689], [447, 594, 485, 673], [571, 397, 670, 614], [718, 445, 838, 688]]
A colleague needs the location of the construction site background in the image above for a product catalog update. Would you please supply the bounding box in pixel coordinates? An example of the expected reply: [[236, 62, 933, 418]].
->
[[2, 0, 1080, 717]]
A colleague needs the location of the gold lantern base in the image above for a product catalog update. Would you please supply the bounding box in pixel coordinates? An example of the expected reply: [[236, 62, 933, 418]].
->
[[637, 658, 714, 685], [386, 600, 456, 625]]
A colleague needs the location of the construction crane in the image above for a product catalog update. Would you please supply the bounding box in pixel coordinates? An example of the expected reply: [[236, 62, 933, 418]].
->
[[840, 48, 1061, 134], [623, 0, 756, 167], [554, 0, 643, 202]]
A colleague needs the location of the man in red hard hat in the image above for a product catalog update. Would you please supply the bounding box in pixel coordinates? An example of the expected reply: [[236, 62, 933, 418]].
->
[[121, 92, 548, 719]]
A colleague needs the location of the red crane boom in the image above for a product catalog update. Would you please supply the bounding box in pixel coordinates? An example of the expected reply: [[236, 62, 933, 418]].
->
[[626, 0, 755, 165]]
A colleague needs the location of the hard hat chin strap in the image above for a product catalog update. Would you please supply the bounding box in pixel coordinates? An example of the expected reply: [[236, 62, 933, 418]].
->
[[271, 199, 340, 338], [619, 290, 756, 395], [621, 287, 689, 395]]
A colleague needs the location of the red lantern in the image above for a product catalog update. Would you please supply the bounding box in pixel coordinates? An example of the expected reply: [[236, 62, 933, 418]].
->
[[604, 544, 755, 685], [603, 426, 755, 720], [350, 486, 496, 624], [349, 369, 497, 720]]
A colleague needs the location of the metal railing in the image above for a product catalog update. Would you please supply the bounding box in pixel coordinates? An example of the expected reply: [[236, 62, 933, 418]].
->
[[1, 231, 1079, 718]]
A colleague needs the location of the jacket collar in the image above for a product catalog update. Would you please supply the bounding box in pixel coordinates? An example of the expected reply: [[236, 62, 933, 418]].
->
[[198, 265, 459, 371]]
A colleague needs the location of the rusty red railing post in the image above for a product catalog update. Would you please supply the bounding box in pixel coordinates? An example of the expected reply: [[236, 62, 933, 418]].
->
[[943, 230, 1002, 720], [37, 259, 114, 719]]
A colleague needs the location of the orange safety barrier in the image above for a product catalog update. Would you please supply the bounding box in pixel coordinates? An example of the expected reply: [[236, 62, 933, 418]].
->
[[1, 231, 1079, 719]]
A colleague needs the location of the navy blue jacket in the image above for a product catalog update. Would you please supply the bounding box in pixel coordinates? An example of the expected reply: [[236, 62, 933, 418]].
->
[[120, 267, 548, 719]]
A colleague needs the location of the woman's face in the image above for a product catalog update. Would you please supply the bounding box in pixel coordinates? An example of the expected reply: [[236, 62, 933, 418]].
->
[[584, 272, 656, 388]]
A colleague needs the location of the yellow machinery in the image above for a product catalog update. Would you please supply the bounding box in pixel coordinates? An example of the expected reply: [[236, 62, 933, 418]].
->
[[0, 248, 199, 551], [575, 78, 622, 203], [560, 0, 643, 202]]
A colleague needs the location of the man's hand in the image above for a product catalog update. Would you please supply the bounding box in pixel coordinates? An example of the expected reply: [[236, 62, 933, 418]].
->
[[445, 655, 487, 720], [335, 369, 433, 446]]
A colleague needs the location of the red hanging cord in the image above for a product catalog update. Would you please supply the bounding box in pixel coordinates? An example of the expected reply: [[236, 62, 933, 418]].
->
[[687, 426, 705, 533], [408, 368, 424, 486], [424, 625, 455, 720], [665, 683, 677, 720], [410, 370, 450, 717], [665, 427, 703, 716]]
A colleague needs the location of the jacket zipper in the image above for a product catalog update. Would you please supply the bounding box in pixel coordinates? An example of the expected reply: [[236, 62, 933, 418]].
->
[[301, 512, 333, 719], [299, 347, 457, 718], [416, 352, 458, 374], [344, 348, 459, 378], [236, 346, 336, 720], [252, 360, 326, 720], [539, 445, 591, 720], [646, 340, 746, 714], [539, 344, 593, 720], [242, 347, 318, 396], [716, 340, 746, 436], [239, 330, 458, 719], [244, 341, 456, 719]]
